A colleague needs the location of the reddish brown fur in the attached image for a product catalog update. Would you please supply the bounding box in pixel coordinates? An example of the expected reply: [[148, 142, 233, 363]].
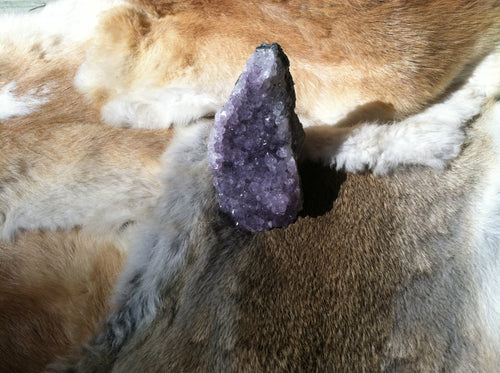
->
[[0, 118, 172, 371], [0, 230, 125, 373], [85, 0, 500, 122]]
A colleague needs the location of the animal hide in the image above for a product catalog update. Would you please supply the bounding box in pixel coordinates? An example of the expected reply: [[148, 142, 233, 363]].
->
[[0, 0, 499, 372]]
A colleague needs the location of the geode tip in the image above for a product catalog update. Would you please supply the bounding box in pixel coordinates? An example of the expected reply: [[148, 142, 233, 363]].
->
[[208, 43, 304, 232]]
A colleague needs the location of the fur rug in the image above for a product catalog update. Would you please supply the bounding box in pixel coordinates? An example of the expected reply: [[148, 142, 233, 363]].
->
[[0, 1, 499, 371]]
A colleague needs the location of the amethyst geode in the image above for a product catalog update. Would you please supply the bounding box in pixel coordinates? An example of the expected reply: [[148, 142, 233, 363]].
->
[[207, 43, 305, 232]]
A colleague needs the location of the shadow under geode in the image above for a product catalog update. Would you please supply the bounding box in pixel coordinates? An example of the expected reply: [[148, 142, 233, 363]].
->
[[298, 161, 347, 219]]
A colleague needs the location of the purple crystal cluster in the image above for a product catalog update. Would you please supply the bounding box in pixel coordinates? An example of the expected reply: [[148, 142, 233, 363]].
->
[[208, 43, 305, 232]]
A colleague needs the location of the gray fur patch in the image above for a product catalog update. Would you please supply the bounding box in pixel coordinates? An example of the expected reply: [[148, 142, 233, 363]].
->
[[49, 121, 251, 372]]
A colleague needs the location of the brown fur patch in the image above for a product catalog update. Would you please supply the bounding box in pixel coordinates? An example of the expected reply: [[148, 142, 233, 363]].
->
[[103, 98, 500, 371]]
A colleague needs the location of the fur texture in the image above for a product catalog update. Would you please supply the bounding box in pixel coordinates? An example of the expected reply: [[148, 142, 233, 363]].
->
[[51, 98, 500, 372], [0, 0, 173, 241], [0, 229, 125, 373], [78, 0, 500, 128], [0, 2, 170, 367], [2, 0, 499, 241], [71, 0, 500, 175], [0, 119, 170, 241], [302, 49, 500, 174], [0, 0, 499, 371]]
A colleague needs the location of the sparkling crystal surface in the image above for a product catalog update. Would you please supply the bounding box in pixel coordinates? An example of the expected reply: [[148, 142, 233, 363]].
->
[[208, 43, 305, 231]]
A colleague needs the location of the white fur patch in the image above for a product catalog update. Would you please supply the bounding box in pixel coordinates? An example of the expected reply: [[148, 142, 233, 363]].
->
[[101, 87, 221, 129], [0, 82, 49, 119], [0, 168, 161, 242], [0, 0, 124, 58]]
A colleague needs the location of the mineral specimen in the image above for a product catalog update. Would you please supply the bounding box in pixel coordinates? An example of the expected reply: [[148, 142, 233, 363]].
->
[[207, 43, 305, 232]]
